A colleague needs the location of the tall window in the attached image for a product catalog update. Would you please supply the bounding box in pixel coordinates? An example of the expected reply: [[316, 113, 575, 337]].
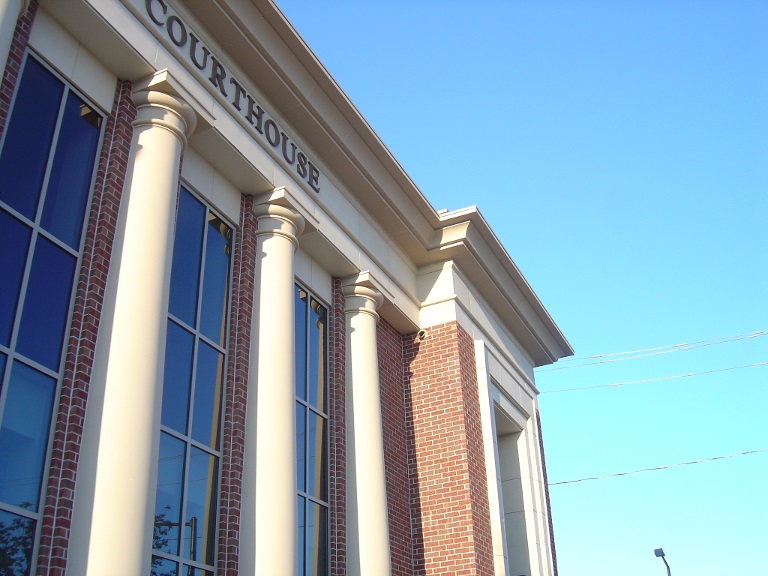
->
[[151, 187, 232, 576], [0, 55, 103, 575], [295, 285, 329, 576]]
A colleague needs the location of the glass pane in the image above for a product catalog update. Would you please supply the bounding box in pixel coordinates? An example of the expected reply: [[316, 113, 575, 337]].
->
[[191, 342, 223, 449], [169, 190, 204, 327], [186, 569, 213, 576], [199, 213, 231, 346], [154, 432, 185, 556], [161, 321, 194, 433], [297, 496, 305, 576], [306, 502, 328, 576], [307, 411, 327, 501], [15, 236, 76, 370], [294, 287, 307, 400], [0, 57, 63, 220], [0, 361, 56, 509], [0, 210, 31, 346], [295, 403, 306, 493], [41, 91, 101, 248], [307, 298, 326, 412], [150, 556, 178, 576], [0, 509, 35, 576], [185, 447, 217, 566]]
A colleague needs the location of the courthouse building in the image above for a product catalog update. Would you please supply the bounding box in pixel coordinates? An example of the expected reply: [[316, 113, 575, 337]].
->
[[0, 1, 573, 575]]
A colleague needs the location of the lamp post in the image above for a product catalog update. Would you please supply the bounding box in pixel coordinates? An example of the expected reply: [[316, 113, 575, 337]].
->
[[654, 548, 671, 576]]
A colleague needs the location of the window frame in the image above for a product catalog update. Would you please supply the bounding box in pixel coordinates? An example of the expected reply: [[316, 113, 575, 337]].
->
[[294, 280, 330, 576], [151, 183, 235, 576], [0, 50, 106, 574]]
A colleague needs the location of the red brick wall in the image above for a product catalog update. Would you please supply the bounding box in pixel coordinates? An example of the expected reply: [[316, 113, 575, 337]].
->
[[377, 318, 412, 576], [216, 194, 257, 576], [403, 321, 494, 576], [329, 278, 347, 574]]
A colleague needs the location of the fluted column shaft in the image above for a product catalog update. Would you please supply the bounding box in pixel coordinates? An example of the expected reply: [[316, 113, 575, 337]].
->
[[344, 283, 392, 576]]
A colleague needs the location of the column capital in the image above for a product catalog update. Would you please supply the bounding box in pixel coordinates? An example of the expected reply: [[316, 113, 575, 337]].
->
[[252, 202, 305, 251], [343, 275, 384, 320]]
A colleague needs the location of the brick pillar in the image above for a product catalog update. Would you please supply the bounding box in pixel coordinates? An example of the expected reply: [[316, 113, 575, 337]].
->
[[404, 321, 494, 576]]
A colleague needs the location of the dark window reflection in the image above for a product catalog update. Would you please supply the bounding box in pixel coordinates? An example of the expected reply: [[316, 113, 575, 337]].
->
[[307, 411, 327, 501], [169, 190, 204, 326], [0, 57, 63, 219], [161, 321, 194, 434], [0, 210, 31, 347], [199, 214, 231, 346], [296, 404, 306, 493], [154, 433, 185, 556], [297, 496, 305, 576], [41, 92, 101, 249], [306, 501, 328, 576], [0, 509, 35, 576], [16, 236, 76, 370], [294, 288, 308, 400], [191, 342, 222, 449], [0, 361, 56, 509], [150, 556, 178, 576], [186, 448, 217, 565], [308, 299, 326, 413]]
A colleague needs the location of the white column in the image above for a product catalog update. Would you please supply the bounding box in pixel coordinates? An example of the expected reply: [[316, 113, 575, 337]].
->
[[240, 202, 305, 576], [0, 0, 27, 74], [344, 281, 392, 576], [68, 87, 196, 576]]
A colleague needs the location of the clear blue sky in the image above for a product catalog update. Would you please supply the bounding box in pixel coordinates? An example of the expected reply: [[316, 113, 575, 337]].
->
[[274, 1, 768, 574]]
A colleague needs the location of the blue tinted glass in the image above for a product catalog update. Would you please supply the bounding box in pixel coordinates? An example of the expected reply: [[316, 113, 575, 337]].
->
[[294, 288, 307, 399], [307, 410, 327, 501], [0, 210, 31, 346], [154, 432, 185, 555], [307, 299, 326, 412], [295, 403, 306, 493], [0, 361, 56, 509], [150, 556, 178, 576], [190, 342, 222, 449], [161, 321, 194, 433], [0, 57, 63, 219], [185, 447, 217, 566], [306, 502, 328, 576], [297, 496, 305, 576], [169, 190, 204, 326], [41, 91, 101, 248], [16, 236, 76, 370], [199, 214, 230, 345], [0, 509, 35, 576]]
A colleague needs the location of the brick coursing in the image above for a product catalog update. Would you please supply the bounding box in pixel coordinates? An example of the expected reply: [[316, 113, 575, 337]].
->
[[377, 318, 412, 576], [403, 321, 494, 576], [329, 278, 347, 574], [216, 194, 257, 576]]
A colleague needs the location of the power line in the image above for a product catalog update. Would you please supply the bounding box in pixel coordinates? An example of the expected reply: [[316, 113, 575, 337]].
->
[[549, 447, 768, 486], [540, 361, 768, 394], [537, 330, 767, 372]]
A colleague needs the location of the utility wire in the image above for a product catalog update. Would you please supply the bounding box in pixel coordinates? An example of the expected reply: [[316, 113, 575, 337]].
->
[[549, 447, 768, 486], [540, 361, 768, 394], [538, 330, 767, 372]]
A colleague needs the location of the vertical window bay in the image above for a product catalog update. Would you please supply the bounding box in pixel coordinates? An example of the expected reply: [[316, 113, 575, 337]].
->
[[154, 187, 231, 574]]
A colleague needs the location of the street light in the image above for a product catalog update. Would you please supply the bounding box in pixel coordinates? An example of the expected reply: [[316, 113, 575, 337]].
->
[[654, 548, 671, 576]]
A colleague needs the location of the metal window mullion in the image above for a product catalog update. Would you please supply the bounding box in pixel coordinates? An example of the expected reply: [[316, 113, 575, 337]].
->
[[32, 84, 69, 227]]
